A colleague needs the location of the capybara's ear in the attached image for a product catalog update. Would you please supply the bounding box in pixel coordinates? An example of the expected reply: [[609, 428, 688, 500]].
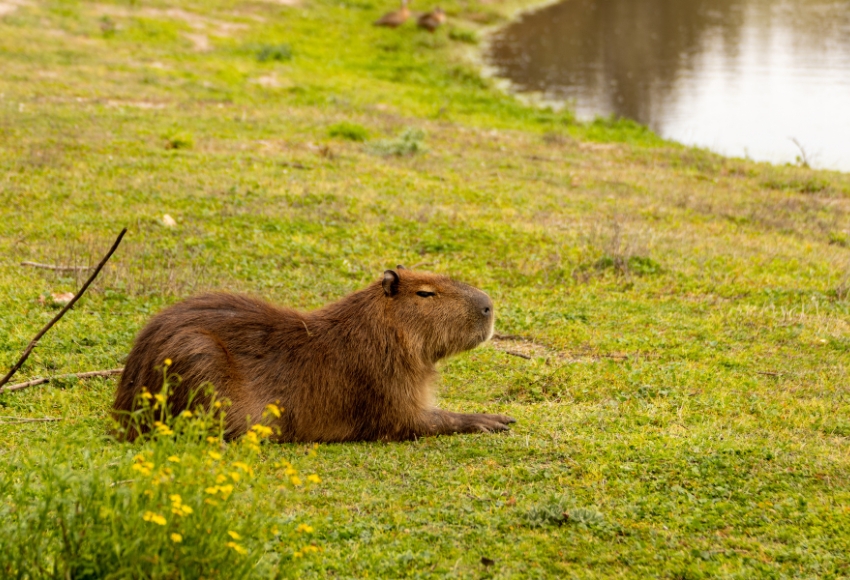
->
[[396, 264, 406, 270], [383, 270, 400, 296]]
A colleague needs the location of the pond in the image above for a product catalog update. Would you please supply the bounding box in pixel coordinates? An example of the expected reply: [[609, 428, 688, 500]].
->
[[488, 0, 850, 171]]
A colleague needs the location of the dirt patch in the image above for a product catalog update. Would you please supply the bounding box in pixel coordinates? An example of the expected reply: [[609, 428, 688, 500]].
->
[[490, 334, 558, 360], [251, 73, 292, 89], [0, 0, 28, 16], [105, 100, 167, 110], [183, 32, 211, 52], [95, 4, 248, 39]]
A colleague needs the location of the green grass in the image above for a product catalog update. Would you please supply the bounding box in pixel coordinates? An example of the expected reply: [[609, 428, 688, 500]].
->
[[2, 0, 850, 577]]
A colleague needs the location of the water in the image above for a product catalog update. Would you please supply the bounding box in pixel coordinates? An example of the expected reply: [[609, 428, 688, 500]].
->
[[488, 0, 850, 171]]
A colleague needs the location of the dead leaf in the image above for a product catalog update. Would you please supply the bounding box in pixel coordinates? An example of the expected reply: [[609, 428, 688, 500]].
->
[[162, 214, 177, 227], [51, 292, 75, 304]]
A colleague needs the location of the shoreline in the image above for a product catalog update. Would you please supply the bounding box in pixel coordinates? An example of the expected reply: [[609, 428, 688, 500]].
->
[[458, 0, 571, 112], [459, 0, 849, 174]]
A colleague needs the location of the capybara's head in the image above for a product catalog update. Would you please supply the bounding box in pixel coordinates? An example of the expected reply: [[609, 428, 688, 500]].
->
[[380, 267, 494, 362]]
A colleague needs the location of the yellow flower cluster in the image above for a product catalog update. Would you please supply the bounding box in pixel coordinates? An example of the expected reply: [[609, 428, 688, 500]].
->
[[169, 494, 193, 517], [204, 483, 234, 504], [278, 459, 321, 488], [131, 454, 155, 476], [153, 421, 174, 436]]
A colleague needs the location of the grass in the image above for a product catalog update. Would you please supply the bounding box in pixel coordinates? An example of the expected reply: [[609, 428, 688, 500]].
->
[[2, 0, 850, 577]]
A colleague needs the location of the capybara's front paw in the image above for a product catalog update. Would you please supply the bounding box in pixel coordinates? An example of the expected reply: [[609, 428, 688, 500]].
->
[[463, 413, 516, 433]]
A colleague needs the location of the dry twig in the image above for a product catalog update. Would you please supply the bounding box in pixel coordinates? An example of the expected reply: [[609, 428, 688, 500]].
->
[[0, 228, 128, 393], [20, 261, 93, 272], [505, 350, 533, 360], [3, 368, 124, 393]]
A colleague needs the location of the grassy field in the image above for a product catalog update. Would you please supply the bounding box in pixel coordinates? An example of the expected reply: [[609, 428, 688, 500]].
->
[[2, 0, 850, 577]]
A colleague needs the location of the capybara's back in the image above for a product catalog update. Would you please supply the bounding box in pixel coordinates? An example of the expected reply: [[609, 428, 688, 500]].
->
[[113, 268, 515, 442]]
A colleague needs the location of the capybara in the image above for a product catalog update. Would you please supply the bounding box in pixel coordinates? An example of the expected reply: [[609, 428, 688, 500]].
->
[[113, 267, 515, 442]]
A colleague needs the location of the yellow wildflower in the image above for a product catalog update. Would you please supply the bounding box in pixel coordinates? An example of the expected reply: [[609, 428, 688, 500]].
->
[[227, 531, 241, 540], [171, 533, 183, 543], [290, 475, 303, 486], [264, 403, 282, 418], [251, 424, 273, 438], [293, 552, 303, 558], [164, 358, 172, 366], [153, 421, 173, 436], [230, 472, 241, 482], [154, 394, 167, 405], [181, 410, 193, 418], [167, 455, 181, 463], [307, 474, 321, 484], [142, 511, 166, 526], [208, 451, 222, 460], [302, 545, 320, 553], [140, 391, 153, 400], [226, 541, 247, 555], [216, 474, 227, 484], [295, 523, 313, 534], [207, 436, 219, 444]]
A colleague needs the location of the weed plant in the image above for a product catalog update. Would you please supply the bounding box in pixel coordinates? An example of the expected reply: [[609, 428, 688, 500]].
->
[[0, 366, 321, 579]]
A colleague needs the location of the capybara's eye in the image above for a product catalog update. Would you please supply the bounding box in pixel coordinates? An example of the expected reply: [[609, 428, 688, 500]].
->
[[416, 291, 435, 298]]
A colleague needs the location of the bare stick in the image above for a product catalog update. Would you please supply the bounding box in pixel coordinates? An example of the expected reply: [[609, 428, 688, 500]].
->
[[4, 368, 124, 393], [0, 228, 128, 393], [0, 417, 61, 424], [504, 350, 533, 360], [21, 261, 93, 272]]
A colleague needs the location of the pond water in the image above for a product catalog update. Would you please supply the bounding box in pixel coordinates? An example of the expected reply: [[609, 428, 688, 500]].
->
[[488, 0, 850, 171]]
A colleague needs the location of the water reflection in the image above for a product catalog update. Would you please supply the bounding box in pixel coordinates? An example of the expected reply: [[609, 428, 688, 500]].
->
[[489, 0, 850, 171]]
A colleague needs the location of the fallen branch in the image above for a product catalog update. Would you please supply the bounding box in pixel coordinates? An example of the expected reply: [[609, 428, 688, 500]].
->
[[0, 416, 61, 424], [505, 350, 533, 360], [0, 228, 128, 393], [3, 368, 124, 393], [21, 261, 93, 272]]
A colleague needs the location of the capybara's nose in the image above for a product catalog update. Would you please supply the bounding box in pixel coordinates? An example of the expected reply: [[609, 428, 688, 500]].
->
[[474, 293, 493, 318]]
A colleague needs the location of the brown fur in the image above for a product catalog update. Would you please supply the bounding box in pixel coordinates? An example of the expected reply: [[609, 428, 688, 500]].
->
[[113, 268, 515, 442]]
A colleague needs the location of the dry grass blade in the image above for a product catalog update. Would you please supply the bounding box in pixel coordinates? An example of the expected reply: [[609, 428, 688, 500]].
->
[[0, 417, 61, 424], [20, 261, 93, 272]]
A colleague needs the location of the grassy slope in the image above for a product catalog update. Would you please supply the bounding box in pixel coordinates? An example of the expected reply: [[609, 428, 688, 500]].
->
[[2, 0, 850, 577]]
